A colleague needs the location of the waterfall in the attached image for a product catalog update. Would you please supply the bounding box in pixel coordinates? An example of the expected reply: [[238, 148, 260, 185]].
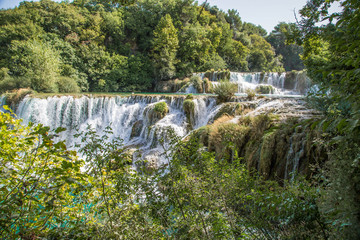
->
[[186, 71, 311, 96], [14, 95, 222, 165], [0, 96, 6, 112], [2, 92, 321, 177]]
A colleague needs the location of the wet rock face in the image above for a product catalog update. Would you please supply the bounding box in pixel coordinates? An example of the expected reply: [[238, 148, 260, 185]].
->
[[130, 120, 143, 138]]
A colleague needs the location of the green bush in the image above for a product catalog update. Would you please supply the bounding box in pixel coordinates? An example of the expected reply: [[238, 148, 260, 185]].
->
[[213, 81, 237, 102], [190, 75, 203, 93], [56, 76, 81, 93], [153, 101, 168, 118], [246, 88, 256, 100], [255, 84, 275, 94]]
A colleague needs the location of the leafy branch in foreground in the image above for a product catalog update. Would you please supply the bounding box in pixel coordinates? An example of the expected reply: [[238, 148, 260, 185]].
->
[[0, 106, 87, 238]]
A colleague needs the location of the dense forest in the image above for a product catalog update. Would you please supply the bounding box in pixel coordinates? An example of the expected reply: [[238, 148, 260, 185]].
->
[[0, 0, 303, 93], [1, 0, 360, 239]]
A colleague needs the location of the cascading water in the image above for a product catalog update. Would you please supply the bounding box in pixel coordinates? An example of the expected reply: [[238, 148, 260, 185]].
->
[[191, 71, 311, 96], [0, 92, 320, 177], [14, 95, 221, 165], [0, 96, 6, 112]]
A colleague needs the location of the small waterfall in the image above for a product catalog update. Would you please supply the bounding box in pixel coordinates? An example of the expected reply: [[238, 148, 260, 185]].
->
[[192, 97, 217, 129], [0, 96, 6, 112], [185, 71, 312, 96], [284, 130, 306, 180]]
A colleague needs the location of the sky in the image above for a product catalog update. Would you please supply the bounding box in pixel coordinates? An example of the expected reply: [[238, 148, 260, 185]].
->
[[0, 0, 342, 33]]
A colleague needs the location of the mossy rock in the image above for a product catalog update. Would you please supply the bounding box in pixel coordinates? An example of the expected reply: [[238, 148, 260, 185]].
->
[[259, 132, 276, 179], [130, 120, 144, 138], [255, 84, 275, 94], [190, 75, 203, 93], [4, 88, 35, 108], [203, 77, 213, 93], [154, 102, 168, 117], [213, 103, 243, 122], [145, 102, 169, 125], [185, 94, 193, 100], [183, 99, 195, 118], [283, 71, 297, 90]]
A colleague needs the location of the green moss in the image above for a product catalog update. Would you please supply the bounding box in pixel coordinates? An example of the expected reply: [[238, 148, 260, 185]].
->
[[255, 85, 275, 94], [259, 132, 276, 178], [190, 75, 203, 93], [185, 94, 193, 100], [203, 77, 213, 93], [153, 102, 168, 118], [183, 99, 195, 117]]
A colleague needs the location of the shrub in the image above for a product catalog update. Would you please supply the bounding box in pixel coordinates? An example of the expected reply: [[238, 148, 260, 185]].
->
[[153, 101, 168, 118], [4, 88, 35, 107], [203, 77, 213, 93], [246, 88, 256, 100], [0, 68, 31, 93], [213, 81, 237, 102], [56, 76, 81, 93], [190, 75, 203, 93], [255, 84, 275, 94]]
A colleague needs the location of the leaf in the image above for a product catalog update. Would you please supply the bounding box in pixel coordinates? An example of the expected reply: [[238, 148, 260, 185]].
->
[[55, 127, 67, 133]]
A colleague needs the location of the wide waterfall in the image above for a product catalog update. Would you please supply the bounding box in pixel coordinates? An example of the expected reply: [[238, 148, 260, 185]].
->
[[191, 71, 311, 95], [0, 92, 321, 178], [13, 95, 218, 166]]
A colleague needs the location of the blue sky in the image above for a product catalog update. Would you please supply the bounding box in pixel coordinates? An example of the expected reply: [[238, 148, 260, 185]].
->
[[0, 0, 341, 33]]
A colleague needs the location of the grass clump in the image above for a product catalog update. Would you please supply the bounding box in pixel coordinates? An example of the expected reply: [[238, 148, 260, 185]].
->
[[203, 77, 213, 93], [246, 88, 256, 100], [213, 81, 237, 102], [255, 84, 275, 94]]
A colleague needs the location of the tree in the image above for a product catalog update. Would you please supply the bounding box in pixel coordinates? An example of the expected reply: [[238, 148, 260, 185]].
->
[[248, 34, 284, 72], [0, 108, 86, 238], [296, 0, 360, 238], [266, 22, 304, 71], [152, 14, 179, 80], [10, 39, 62, 93]]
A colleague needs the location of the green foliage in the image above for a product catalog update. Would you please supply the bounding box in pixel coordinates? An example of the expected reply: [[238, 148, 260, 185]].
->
[[255, 84, 275, 94], [213, 81, 237, 102], [153, 101, 168, 118], [10, 39, 61, 93], [297, 1, 360, 237], [0, 109, 86, 238], [56, 77, 81, 93], [0, 107, 330, 239], [248, 34, 285, 72], [0, 0, 290, 93], [190, 75, 203, 93], [266, 22, 305, 71], [152, 14, 179, 81]]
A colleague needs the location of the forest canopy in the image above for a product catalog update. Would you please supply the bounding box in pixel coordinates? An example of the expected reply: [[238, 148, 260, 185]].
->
[[0, 0, 303, 93]]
